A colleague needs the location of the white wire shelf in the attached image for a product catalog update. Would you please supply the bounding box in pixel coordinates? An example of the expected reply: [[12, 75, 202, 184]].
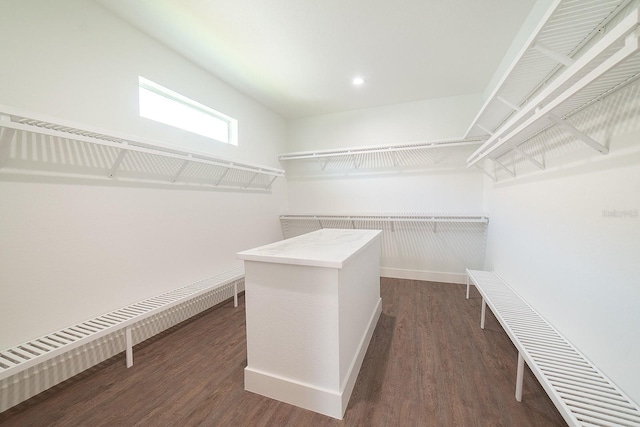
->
[[279, 138, 484, 171], [465, 0, 632, 140], [467, 7, 640, 169], [280, 214, 489, 276], [0, 104, 285, 191], [281, 214, 488, 223], [281, 213, 489, 234]]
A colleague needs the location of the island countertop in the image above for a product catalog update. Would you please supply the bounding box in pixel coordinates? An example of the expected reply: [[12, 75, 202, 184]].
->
[[236, 229, 382, 269]]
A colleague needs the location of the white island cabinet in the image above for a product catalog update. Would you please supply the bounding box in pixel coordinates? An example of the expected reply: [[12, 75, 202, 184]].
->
[[237, 229, 382, 419]]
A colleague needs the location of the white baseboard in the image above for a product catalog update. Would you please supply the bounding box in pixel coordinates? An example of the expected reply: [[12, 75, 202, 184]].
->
[[339, 298, 382, 413], [244, 367, 343, 419], [379, 267, 466, 284], [244, 299, 382, 419]]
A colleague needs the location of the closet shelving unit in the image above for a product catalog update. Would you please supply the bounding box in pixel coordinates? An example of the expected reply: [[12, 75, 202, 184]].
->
[[280, 214, 490, 275], [278, 138, 484, 171], [465, 1, 640, 177], [0, 105, 285, 191], [280, 213, 489, 234]]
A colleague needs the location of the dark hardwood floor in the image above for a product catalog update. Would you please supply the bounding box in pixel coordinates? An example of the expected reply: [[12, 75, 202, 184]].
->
[[0, 278, 566, 426]]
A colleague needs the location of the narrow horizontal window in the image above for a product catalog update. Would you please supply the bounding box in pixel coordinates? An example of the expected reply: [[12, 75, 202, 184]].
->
[[138, 76, 237, 145]]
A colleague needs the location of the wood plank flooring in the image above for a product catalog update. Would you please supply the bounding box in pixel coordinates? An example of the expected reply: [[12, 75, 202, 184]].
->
[[0, 278, 566, 426]]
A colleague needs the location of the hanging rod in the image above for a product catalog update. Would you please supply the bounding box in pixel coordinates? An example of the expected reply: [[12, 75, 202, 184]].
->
[[280, 214, 489, 224], [0, 104, 285, 188], [467, 8, 640, 168], [278, 138, 484, 161]]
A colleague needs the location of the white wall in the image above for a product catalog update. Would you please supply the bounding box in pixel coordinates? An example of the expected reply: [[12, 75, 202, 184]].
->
[[285, 93, 484, 214], [286, 171, 481, 214], [0, 0, 286, 349], [0, 0, 283, 166], [287, 93, 482, 152], [284, 95, 487, 282], [483, 82, 640, 403]]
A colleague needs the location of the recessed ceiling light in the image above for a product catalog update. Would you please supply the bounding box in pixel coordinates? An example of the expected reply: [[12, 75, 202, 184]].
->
[[352, 76, 365, 86]]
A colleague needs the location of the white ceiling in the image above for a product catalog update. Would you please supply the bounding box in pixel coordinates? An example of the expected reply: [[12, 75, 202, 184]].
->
[[96, 0, 537, 119]]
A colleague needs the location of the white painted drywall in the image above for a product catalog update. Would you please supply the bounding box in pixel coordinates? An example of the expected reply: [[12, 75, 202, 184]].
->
[[483, 88, 640, 403], [285, 93, 484, 214], [284, 95, 486, 281], [0, 0, 285, 168], [286, 93, 482, 152], [286, 171, 482, 214], [0, 0, 287, 349]]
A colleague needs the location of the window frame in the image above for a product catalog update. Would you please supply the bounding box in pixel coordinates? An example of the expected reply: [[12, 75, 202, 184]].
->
[[138, 76, 238, 146]]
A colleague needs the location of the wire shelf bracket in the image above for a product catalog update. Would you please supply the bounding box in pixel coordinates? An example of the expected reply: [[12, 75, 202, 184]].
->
[[509, 143, 545, 170], [171, 157, 191, 183], [547, 113, 609, 154], [492, 158, 516, 178], [474, 164, 497, 181], [108, 144, 129, 179], [0, 121, 15, 169]]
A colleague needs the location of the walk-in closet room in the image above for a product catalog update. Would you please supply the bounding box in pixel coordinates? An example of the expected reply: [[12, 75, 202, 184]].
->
[[1, 1, 639, 425]]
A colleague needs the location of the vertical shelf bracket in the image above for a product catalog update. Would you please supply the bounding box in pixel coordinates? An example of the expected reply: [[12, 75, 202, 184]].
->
[[215, 168, 230, 186], [350, 153, 359, 169], [548, 114, 609, 154], [432, 150, 446, 164], [266, 175, 278, 190], [108, 143, 128, 178], [492, 157, 516, 178], [317, 156, 329, 171], [244, 171, 259, 189], [391, 150, 399, 167], [474, 163, 496, 181], [171, 155, 191, 183], [0, 117, 16, 169], [510, 143, 545, 170]]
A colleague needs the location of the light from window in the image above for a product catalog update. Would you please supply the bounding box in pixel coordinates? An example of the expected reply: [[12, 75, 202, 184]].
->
[[138, 76, 237, 145]]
